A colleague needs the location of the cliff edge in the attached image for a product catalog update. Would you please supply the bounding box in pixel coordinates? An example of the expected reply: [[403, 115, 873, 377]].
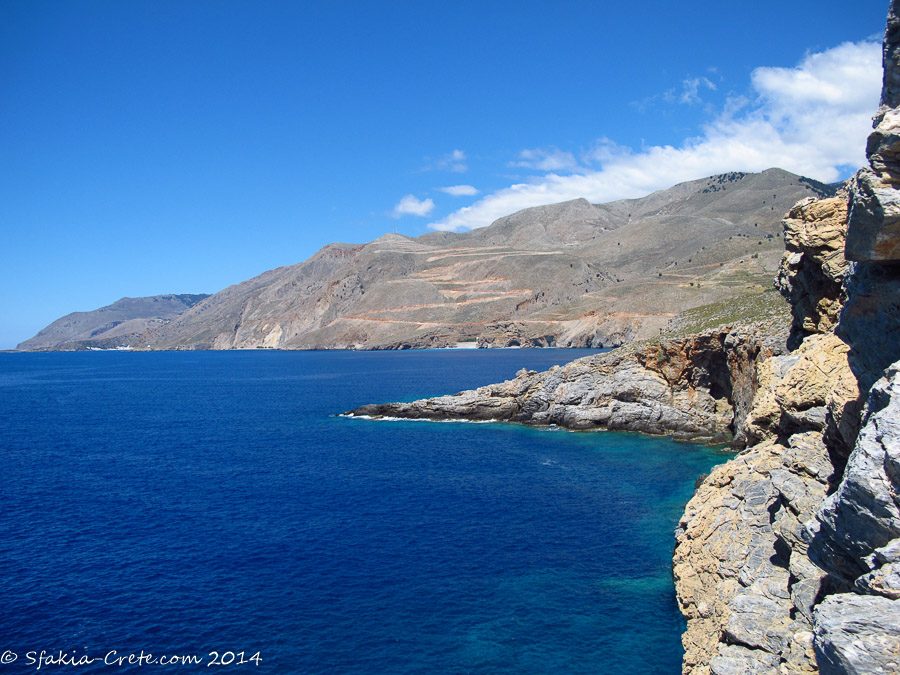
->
[[673, 199, 859, 674], [674, 3, 900, 672]]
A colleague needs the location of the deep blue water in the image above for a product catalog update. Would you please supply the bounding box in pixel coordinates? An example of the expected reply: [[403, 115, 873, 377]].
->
[[0, 350, 727, 674]]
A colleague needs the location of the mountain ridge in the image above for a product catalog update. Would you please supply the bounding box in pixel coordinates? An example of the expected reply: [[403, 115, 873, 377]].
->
[[18, 168, 837, 352], [17, 294, 210, 351]]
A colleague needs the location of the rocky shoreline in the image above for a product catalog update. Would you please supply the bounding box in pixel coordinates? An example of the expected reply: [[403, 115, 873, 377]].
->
[[346, 3, 900, 672], [347, 322, 786, 444]]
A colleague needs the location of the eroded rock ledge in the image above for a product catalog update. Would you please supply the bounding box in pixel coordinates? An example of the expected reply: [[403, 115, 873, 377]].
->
[[345, 323, 786, 444]]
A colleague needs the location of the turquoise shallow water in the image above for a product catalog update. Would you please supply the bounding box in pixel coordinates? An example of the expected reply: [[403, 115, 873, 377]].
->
[[0, 350, 728, 674]]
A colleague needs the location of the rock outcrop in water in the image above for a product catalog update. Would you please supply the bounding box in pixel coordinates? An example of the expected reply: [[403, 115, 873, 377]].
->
[[347, 323, 786, 444]]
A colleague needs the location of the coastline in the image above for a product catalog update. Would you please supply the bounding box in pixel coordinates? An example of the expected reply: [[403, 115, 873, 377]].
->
[[344, 321, 787, 445], [340, 39, 900, 669]]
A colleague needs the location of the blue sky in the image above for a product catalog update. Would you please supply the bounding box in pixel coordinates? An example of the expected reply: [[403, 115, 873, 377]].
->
[[0, 0, 890, 349]]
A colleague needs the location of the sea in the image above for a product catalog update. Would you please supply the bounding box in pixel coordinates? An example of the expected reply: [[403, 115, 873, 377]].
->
[[0, 349, 728, 674]]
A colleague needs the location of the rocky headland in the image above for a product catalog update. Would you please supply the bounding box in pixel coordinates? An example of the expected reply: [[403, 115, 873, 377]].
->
[[347, 320, 787, 445], [347, 3, 900, 672], [16, 294, 209, 351]]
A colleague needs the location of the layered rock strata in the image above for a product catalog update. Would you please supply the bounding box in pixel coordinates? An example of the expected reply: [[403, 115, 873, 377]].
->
[[674, 327, 858, 675], [346, 323, 786, 444], [805, 365, 900, 675], [775, 197, 849, 350]]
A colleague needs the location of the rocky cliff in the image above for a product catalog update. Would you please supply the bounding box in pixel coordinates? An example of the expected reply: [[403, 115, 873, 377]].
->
[[674, 3, 900, 672], [805, 3, 900, 670], [673, 249, 859, 673]]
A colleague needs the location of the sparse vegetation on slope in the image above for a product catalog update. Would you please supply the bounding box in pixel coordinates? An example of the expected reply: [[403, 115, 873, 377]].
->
[[20, 168, 834, 352]]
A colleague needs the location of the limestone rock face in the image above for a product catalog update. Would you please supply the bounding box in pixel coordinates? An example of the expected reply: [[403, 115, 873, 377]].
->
[[674, 440, 796, 675], [347, 324, 785, 443], [846, 0, 900, 263], [770, 193, 863, 465], [813, 594, 900, 675], [845, 163, 900, 263], [741, 332, 856, 450], [673, 329, 855, 675], [837, 261, 900, 396], [776, 198, 849, 349], [808, 363, 900, 587]]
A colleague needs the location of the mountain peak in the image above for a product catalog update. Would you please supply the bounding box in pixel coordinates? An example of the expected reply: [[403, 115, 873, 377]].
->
[[21, 168, 837, 352]]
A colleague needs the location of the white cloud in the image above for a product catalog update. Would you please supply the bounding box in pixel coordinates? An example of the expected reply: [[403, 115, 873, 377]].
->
[[392, 194, 435, 218], [510, 147, 580, 172], [435, 149, 468, 173], [428, 40, 881, 232], [635, 74, 719, 112], [666, 76, 718, 105], [580, 138, 634, 166], [437, 185, 480, 196]]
